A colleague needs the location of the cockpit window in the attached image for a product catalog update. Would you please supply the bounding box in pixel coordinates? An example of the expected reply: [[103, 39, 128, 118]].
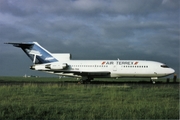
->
[[161, 65, 169, 68]]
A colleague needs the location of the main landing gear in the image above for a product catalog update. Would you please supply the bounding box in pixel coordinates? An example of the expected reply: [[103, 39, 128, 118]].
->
[[80, 77, 93, 84]]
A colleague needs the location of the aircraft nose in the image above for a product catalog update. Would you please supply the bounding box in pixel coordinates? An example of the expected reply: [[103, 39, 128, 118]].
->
[[169, 68, 175, 74]]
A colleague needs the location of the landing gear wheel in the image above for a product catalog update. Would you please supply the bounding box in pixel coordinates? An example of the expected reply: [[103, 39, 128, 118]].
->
[[150, 79, 156, 84], [151, 77, 157, 84], [80, 77, 93, 84]]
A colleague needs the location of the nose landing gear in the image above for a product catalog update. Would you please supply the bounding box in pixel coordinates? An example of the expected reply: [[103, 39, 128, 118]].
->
[[151, 77, 158, 84]]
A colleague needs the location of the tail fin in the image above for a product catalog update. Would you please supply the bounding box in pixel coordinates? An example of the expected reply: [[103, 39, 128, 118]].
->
[[5, 42, 58, 64]]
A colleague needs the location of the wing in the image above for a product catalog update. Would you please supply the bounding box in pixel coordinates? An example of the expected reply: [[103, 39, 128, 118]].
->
[[54, 70, 110, 77]]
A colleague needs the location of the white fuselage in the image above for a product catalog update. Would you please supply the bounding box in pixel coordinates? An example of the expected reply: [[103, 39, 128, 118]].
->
[[33, 60, 175, 79]]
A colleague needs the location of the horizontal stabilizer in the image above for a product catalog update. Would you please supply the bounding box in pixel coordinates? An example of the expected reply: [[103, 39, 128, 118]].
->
[[5, 42, 34, 47]]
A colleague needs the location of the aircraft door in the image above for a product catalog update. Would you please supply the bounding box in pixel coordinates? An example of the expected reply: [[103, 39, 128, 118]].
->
[[113, 61, 117, 71]]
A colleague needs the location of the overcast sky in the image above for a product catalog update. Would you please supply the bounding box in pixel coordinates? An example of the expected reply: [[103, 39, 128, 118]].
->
[[0, 0, 179, 77]]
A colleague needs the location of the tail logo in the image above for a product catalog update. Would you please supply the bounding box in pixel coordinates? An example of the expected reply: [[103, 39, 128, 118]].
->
[[28, 50, 42, 56], [6, 42, 58, 64]]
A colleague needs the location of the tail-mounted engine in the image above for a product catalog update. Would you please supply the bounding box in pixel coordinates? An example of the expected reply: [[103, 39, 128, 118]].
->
[[45, 63, 68, 70]]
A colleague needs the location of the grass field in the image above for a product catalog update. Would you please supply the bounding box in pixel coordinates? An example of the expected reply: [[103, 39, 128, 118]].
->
[[0, 77, 179, 119]]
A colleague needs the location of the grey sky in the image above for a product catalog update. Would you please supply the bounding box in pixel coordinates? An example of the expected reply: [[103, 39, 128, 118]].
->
[[0, 0, 179, 77]]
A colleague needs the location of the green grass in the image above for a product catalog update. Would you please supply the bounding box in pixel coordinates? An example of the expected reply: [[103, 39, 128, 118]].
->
[[0, 82, 179, 119]]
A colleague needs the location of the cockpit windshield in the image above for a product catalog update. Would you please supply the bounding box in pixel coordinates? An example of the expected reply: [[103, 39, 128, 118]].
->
[[161, 65, 169, 68]]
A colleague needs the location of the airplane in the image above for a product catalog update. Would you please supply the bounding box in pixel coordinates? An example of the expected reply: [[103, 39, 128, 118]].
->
[[6, 42, 175, 84]]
